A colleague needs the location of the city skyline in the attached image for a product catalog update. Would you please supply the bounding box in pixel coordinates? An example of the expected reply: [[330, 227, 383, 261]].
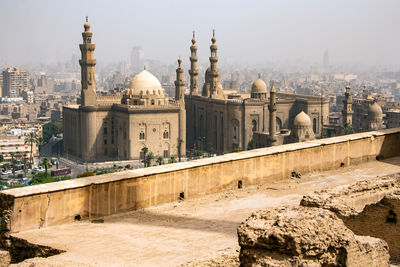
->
[[0, 0, 400, 69]]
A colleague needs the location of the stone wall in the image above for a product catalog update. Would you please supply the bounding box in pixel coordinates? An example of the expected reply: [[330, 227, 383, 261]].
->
[[301, 175, 400, 262], [1, 128, 400, 233], [237, 206, 390, 266]]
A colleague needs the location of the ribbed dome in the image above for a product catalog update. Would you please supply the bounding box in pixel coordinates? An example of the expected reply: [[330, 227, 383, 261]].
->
[[128, 70, 163, 95], [368, 102, 383, 119], [251, 78, 267, 94], [294, 111, 312, 127]]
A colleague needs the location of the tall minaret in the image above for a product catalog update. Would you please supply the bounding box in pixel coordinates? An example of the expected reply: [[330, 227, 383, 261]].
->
[[175, 57, 185, 102], [175, 57, 186, 158], [189, 31, 199, 95], [268, 84, 277, 145], [342, 84, 353, 126], [79, 17, 97, 106], [209, 30, 220, 97]]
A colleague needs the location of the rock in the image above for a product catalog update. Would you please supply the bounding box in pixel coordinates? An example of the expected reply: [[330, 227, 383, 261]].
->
[[0, 250, 10, 267], [237, 206, 390, 267]]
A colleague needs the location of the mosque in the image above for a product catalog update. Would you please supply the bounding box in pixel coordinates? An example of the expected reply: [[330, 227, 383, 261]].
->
[[63, 19, 331, 162], [63, 19, 186, 162], [184, 32, 329, 153]]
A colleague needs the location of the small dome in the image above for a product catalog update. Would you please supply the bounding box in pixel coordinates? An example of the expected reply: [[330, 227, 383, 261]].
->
[[368, 102, 383, 119], [251, 78, 267, 94], [294, 111, 312, 127], [128, 70, 163, 95]]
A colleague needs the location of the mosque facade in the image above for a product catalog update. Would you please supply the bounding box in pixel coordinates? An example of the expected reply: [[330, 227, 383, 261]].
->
[[63, 19, 186, 162], [184, 32, 329, 153]]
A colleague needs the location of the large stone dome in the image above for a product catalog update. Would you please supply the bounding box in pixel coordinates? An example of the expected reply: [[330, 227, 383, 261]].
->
[[367, 102, 383, 120], [251, 78, 267, 94], [128, 70, 164, 95], [294, 111, 312, 127]]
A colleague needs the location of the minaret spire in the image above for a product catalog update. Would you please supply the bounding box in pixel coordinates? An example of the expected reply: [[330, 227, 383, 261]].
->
[[342, 84, 353, 126], [189, 31, 199, 95], [175, 57, 185, 102], [209, 30, 220, 97], [268, 83, 277, 145], [79, 17, 96, 106]]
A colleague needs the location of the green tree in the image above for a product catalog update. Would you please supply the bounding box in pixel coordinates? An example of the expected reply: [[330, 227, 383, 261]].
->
[[177, 139, 184, 162], [40, 157, 51, 177], [21, 153, 28, 176], [156, 156, 164, 165], [0, 155, 3, 163], [25, 132, 39, 165], [42, 122, 62, 143], [141, 146, 148, 167], [168, 156, 177, 164], [145, 152, 154, 167], [341, 123, 354, 135]]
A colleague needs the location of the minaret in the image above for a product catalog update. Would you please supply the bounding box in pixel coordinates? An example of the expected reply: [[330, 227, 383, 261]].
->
[[189, 31, 199, 95], [209, 30, 220, 97], [174, 57, 186, 159], [175, 57, 185, 102], [268, 84, 277, 145], [79, 16, 97, 106], [342, 84, 353, 126]]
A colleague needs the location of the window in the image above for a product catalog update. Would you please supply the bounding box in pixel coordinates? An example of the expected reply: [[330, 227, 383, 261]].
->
[[163, 150, 169, 158], [313, 118, 317, 133], [104, 139, 107, 145], [103, 127, 107, 135], [163, 130, 169, 139], [151, 99, 155, 105], [139, 131, 145, 140], [252, 120, 257, 132]]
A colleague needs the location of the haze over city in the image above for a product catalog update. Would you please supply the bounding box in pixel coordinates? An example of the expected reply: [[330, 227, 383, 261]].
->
[[1, 0, 400, 69]]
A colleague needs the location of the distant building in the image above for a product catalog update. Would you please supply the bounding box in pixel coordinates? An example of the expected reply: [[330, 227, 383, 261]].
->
[[185, 31, 329, 153], [2, 68, 29, 98], [63, 19, 185, 162], [0, 136, 38, 163], [384, 110, 400, 129]]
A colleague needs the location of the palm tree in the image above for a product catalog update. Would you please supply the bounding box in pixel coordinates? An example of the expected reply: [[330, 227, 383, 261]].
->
[[25, 132, 39, 165], [22, 153, 28, 176], [145, 152, 154, 167], [156, 156, 164, 165], [177, 139, 184, 162], [141, 146, 148, 167], [40, 157, 51, 177]]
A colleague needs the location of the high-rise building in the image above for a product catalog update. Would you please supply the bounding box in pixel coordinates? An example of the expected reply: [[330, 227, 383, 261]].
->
[[2, 67, 29, 98], [131, 46, 144, 71]]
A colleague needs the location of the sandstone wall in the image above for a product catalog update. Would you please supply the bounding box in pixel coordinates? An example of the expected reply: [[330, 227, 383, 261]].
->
[[301, 175, 400, 262], [1, 128, 400, 233]]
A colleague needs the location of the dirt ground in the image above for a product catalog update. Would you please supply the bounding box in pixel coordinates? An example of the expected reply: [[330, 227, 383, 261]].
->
[[11, 157, 400, 267]]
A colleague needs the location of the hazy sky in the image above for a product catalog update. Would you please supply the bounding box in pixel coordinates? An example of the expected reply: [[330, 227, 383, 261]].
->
[[1, 0, 399, 68]]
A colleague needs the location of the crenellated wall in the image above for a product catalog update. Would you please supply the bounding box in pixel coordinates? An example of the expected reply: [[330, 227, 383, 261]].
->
[[1, 128, 400, 233]]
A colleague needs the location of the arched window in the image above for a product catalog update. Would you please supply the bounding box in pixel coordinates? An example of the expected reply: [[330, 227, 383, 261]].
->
[[139, 131, 145, 140], [313, 118, 317, 133], [163, 130, 169, 139], [252, 120, 257, 132]]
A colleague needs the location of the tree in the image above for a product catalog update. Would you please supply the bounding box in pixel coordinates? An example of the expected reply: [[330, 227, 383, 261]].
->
[[145, 152, 154, 167], [156, 156, 164, 165], [177, 139, 184, 162], [141, 146, 148, 167], [40, 157, 51, 177], [0, 155, 3, 163], [25, 132, 39, 165], [168, 156, 177, 164], [42, 122, 62, 143], [21, 153, 28, 176], [341, 123, 354, 135], [77, 171, 95, 178]]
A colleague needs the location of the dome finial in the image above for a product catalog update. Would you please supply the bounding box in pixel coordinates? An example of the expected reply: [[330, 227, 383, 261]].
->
[[84, 16, 90, 31], [258, 73, 261, 79], [211, 29, 216, 44], [178, 57, 182, 66], [86, 16, 88, 23], [143, 65, 146, 70], [191, 31, 196, 45]]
